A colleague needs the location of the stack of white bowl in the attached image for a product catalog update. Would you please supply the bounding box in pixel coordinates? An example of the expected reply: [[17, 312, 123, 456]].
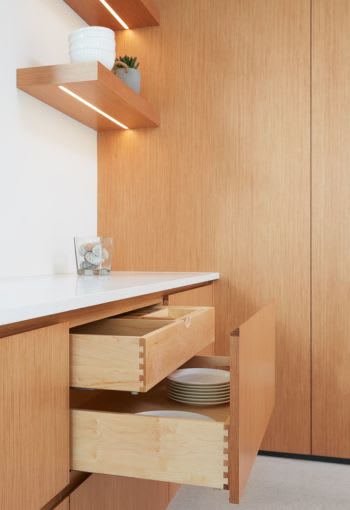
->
[[69, 27, 116, 70]]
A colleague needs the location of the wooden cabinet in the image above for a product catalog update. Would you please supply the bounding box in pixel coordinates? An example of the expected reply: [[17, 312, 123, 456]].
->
[[312, 0, 350, 458], [0, 324, 70, 510], [99, 0, 311, 455], [70, 475, 170, 510], [71, 305, 275, 504]]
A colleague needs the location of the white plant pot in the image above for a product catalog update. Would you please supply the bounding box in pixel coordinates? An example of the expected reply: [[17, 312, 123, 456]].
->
[[116, 68, 141, 93]]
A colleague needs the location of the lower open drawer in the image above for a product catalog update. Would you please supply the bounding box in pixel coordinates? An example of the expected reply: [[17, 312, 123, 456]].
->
[[71, 305, 275, 504]]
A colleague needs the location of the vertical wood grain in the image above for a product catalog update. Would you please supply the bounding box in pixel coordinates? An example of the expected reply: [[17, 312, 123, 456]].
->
[[99, 0, 311, 453], [56, 499, 70, 510], [0, 324, 70, 510], [312, 0, 350, 457], [168, 283, 215, 355], [70, 475, 169, 510]]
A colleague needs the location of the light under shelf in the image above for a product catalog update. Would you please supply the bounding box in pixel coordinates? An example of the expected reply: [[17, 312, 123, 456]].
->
[[64, 0, 160, 30], [16, 62, 160, 132]]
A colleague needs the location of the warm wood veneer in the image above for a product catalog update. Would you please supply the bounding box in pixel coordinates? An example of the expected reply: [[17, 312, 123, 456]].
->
[[64, 0, 160, 30], [17, 62, 159, 131]]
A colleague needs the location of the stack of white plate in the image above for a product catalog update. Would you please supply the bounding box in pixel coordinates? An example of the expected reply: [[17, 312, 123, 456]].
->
[[167, 368, 230, 406], [69, 27, 116, 70]]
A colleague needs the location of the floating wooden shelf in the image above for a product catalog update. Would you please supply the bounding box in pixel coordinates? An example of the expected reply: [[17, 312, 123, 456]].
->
[[16, 62, 160, 131], [64, 0, 160, 30]]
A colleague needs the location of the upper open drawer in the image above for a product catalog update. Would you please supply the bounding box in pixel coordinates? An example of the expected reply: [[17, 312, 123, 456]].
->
[[70, 306, 214, 392], [71, 305, 275, 504]]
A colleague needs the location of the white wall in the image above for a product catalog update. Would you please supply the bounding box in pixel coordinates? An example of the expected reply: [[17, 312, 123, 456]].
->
[[0, 0, 97, 277]]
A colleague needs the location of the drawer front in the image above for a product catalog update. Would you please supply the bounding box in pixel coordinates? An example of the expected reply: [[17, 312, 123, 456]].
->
[[71, 305, 275, 504], [70, 306, 214, 392]]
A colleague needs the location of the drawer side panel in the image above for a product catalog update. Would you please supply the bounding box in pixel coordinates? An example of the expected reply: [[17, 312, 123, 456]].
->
[[71, 334, 142, 391]]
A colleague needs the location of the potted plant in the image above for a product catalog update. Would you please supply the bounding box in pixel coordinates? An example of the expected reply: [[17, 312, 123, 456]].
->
[[112, 55, 141, 94]]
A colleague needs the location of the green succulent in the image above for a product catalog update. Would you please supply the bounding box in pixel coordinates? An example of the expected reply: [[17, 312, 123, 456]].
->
[[113, 55, 140, 71]]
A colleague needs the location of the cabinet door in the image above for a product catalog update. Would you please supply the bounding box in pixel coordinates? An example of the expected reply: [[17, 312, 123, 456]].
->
[[0, 324, 70, 509], [312, 0, 350, 457], [70, 475, 170, 510]]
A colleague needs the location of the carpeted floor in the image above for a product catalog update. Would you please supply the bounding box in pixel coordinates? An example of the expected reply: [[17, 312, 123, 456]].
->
[[168, 456, 350, 509]]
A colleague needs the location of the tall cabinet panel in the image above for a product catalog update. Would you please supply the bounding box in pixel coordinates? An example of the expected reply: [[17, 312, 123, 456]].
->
[[99, 0, 311, 454], [0, 324, 70, 509], [312, 0, 350, 457]]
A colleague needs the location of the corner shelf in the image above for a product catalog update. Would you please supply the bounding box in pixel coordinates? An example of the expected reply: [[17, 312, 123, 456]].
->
[[64, 0, 160, 30], [16, 62, 160, 131]]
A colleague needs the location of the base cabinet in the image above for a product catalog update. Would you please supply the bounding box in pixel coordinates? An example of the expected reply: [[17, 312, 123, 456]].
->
[[70, 475, 171, 510], [0, 323, 70, 510], [71, 305, 275, 504]]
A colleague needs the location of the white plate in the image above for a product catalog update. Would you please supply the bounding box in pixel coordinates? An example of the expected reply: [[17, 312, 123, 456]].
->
[[168, 384, 230, 394], [168, 390, 230, 400], [168, 395, 230, 403], [136, 410, 214, 421], [168, 396, 230, 406], [168, 368, 230, 386]]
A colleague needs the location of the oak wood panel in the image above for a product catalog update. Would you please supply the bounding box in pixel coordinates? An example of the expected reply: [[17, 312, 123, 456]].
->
[[312, 0, 350, 458], [56, 499, 69, 510], [168, 284, 214, 307], [168, 284, 215, 355], [230, 305, 276, 503], [0, 324, 70, 510], [70, 474, 169, 510], [99, 0, 311, 453], [17, 62, 159, 131], [64, 0, 160, 30]]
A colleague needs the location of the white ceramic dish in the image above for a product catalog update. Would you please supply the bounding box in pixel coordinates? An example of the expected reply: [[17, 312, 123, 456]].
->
[[168, 368, 230, 385], [69, 27, 115, 42], [137, 410, 214, 421], [70, 39, 115, 51], [168, 391, 230, 401], [168, 390, 230, 398], [167, 396, 230, 406], [69, 48, 115, 69], [168, 382, 229, 392]]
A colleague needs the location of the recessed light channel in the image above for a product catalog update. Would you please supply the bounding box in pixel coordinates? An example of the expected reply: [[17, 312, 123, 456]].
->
[[99, 0, 129, 30], [58, 85, 129, 130]]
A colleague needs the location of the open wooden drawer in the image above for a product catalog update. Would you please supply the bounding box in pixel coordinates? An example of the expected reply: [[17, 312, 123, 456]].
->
[[70, 306, 214, 392], [71, 305, 275, 504]]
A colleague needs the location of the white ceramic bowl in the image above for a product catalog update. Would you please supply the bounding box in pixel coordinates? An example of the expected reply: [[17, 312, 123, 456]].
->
[[69, 48, 115, 70], [69, 26, 115, 43], [70, 38, 115, 52]]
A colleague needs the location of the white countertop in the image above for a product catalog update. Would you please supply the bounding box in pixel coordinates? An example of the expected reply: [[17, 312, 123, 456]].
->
[[0, 271, 219, 326]]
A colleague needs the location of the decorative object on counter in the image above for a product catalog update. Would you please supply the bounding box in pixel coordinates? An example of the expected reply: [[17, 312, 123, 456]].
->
[[69, 26, 116, 70], [74, 236, 112, 275], [112, 55, 141, 93], [137, 410, 214, 421], [167, 368, 230, 406]]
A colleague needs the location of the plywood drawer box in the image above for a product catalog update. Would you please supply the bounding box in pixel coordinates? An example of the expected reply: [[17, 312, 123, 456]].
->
[[70, 306, 214, 392], [71, 305, 275, 504]]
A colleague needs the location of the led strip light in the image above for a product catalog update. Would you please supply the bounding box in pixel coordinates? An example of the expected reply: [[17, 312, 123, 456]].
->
[[99, 0, 129, 30], [58, 85, 128, 130]]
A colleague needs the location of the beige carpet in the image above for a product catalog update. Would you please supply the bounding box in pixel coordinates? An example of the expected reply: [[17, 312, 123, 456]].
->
[[168, 456, 350, 509]]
